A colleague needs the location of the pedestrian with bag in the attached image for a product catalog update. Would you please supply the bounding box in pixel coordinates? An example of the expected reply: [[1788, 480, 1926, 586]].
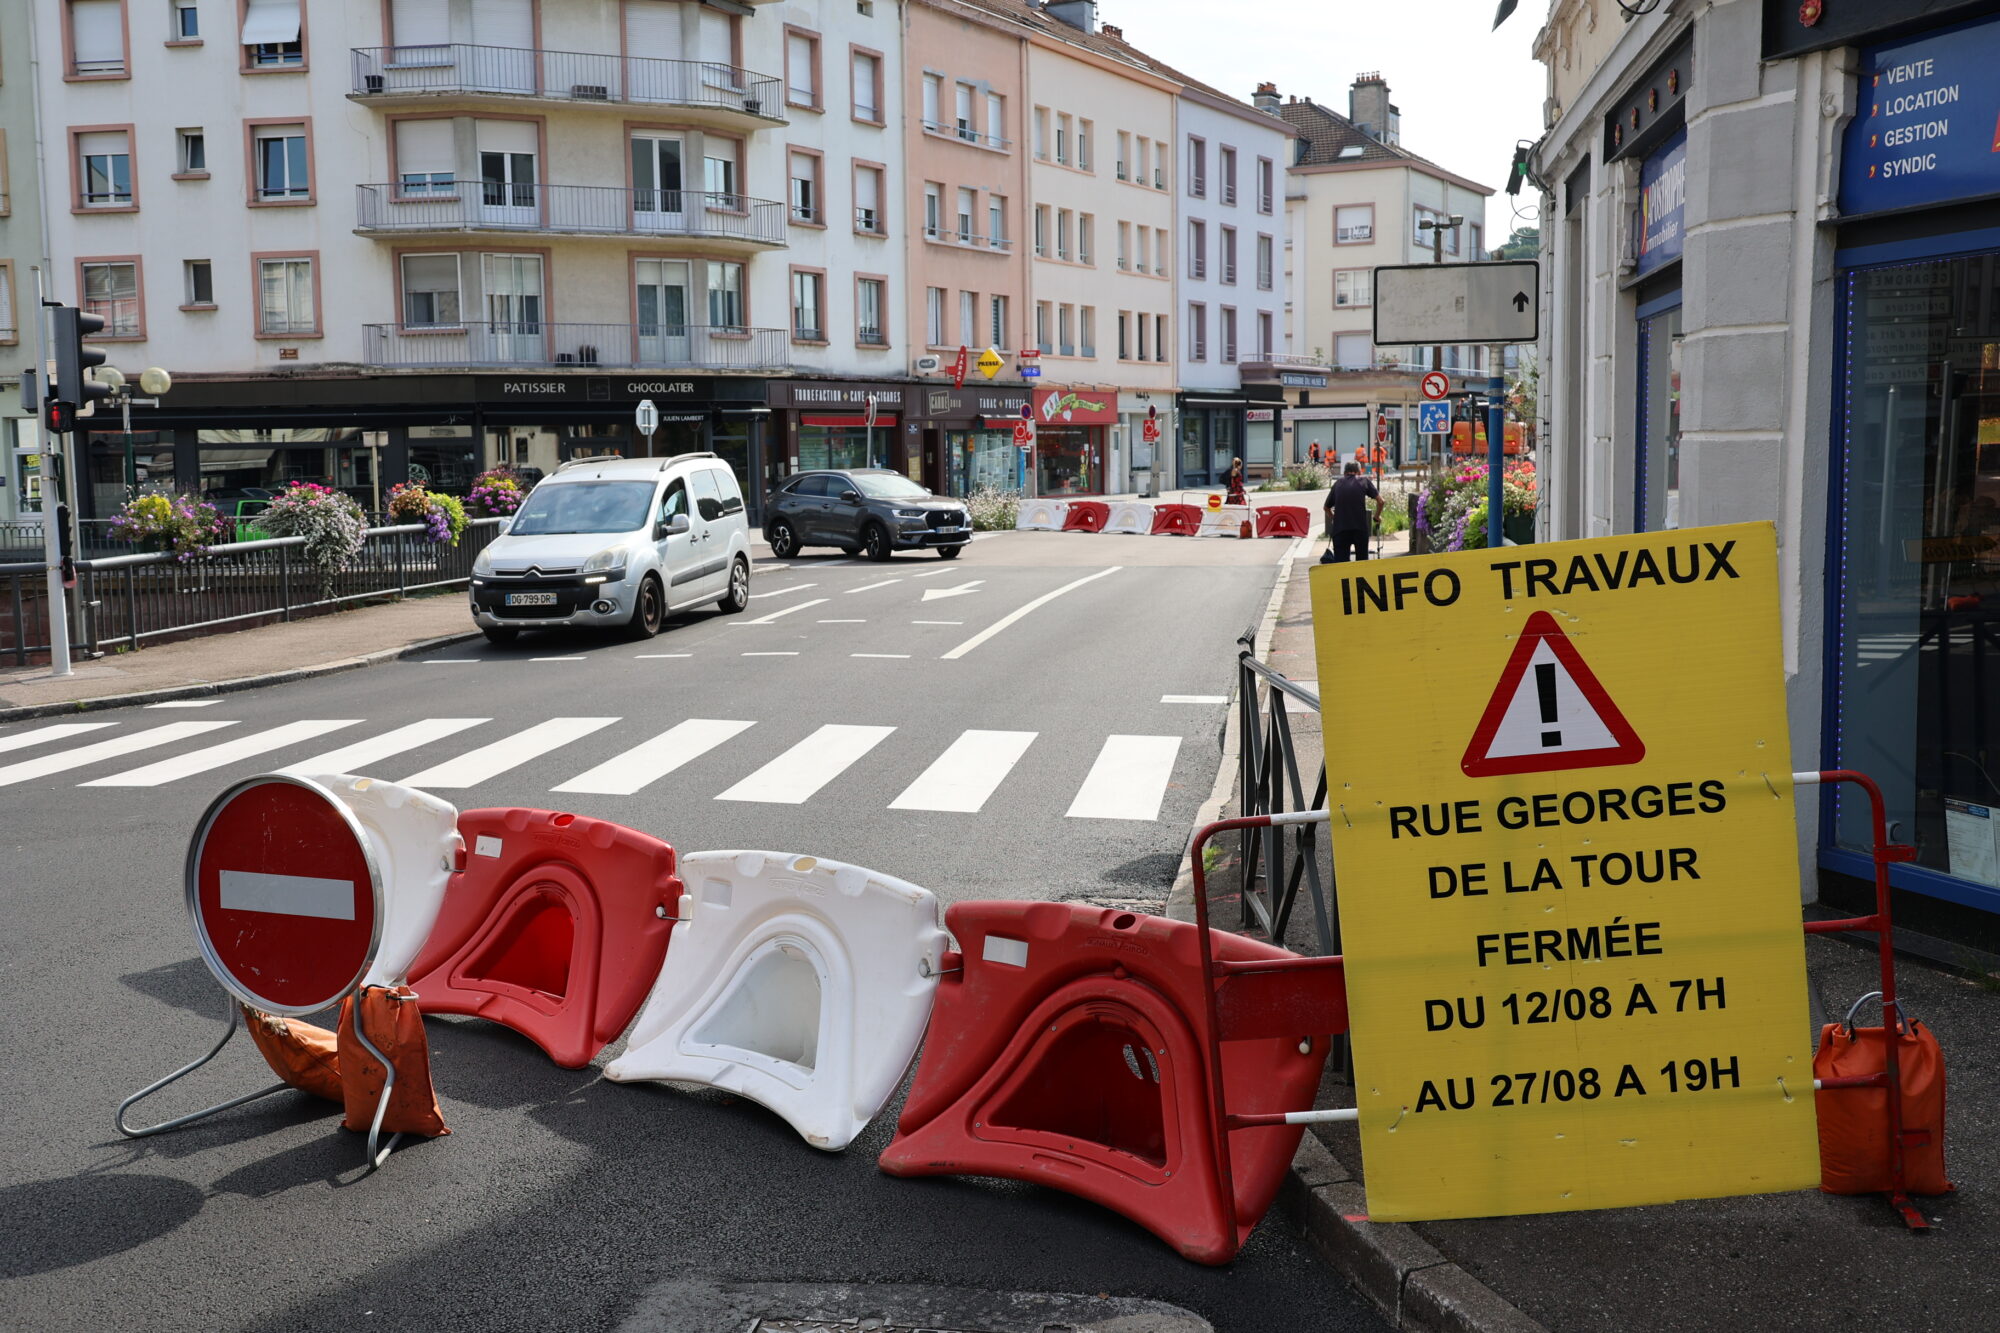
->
[[1321, 462, 1381, 563], [1224, 457, 1247, 506]]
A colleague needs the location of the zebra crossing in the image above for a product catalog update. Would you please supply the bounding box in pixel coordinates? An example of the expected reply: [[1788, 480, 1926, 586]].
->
[[0, 714, 1194, 820]]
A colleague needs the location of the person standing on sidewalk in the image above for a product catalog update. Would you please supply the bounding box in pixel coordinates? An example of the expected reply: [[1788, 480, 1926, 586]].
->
[[1224, 457, 1247, 506], [1322, 463, 1381, 563]]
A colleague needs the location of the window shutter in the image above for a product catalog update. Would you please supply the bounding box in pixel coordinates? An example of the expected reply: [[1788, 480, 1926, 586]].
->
[[395, 119, 455, 177], [469, 0, 532, 49], [623, 0, 682, 61], [855, 167, 879, 212], [390, 0, 449, 47], [787, 33, 814, 101], [70, 0, 125, 65], [698, 9, 732, 63], [240, 0, 302, 46], [475, 118, 537, 154]]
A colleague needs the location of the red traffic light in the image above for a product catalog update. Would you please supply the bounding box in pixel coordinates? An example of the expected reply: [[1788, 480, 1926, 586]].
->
[[45, 400, 77, 434]]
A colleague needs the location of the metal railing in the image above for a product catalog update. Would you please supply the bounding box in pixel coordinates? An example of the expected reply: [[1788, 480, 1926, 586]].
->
[[1235, 624, 1334, 954], [350, 44, 783, 119], [355, 182, 788, 245], [362, 321, 789, 370], [0, 519, 504, 665]]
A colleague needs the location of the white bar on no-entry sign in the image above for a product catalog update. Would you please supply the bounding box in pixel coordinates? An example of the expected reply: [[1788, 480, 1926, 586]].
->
[[1066, 735, 1182, 821], [218, 869, 356, 920]]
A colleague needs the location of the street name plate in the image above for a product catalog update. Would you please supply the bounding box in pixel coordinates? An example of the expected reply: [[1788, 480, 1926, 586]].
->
[[1373, 260, 1540, 345], [1309, 522, 1820, 1221]]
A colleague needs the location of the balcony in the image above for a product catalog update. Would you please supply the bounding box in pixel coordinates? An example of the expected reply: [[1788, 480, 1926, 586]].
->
[[350, 45, 784, 127], [355, 183, 787, 248], [362, 322, 789, 371]]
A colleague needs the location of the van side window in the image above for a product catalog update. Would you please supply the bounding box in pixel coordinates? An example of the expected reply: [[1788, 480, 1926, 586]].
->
[[690, 469, 725, 522], [709, 468, 745, 516], [661, 481, 690, 523]]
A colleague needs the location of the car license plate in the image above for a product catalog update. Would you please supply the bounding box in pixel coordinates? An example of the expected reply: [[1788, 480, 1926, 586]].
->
[[505, 592, 558, 607]]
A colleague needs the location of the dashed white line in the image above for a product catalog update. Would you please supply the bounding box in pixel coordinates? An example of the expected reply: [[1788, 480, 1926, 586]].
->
[[636, 653, 693, 659], [845, 579, 903, 594], [530, 656, 586, 662], [941, 567, 1123, 661], [742, 597, 829, 625], [911, 620, 963, 625], [422, 659, 480, 665], [909, 568, 958, 578], [817, 619, 867, 624], [749, 583, 817, 599], [742, 651, 799, 657], [851, 653, 911, 659], [144, 700, 220, 709], [1162, 695, 1229, 704]]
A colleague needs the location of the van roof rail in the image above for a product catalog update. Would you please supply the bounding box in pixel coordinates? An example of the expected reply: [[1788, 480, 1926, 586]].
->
[[665, 451, 718, 464], [555, 454, 627, 472]]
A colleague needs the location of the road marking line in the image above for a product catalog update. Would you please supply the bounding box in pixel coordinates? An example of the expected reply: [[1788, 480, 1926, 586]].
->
[[742, 597, 828, 625], [817, 619, 867, 623], [0, 721, 238, 787], [399, 716, 619, 788], [889, 730, 1037, 813], [530, 656, 586, 662], [0, 722, 117, 755], [421, 659, 481, 665], [280, 718, 490, 777], [749, 583, 817, 599], [553, 718, 755, 796], [844, 579, 903, 594], [742, 651, 799, 656], [851, 653, 910, 659], [909, 569, 957, 578], [911, 620, 963, 625], [716, 723, 895, 804], [144, 700, 220, 709], [940, 567, 1123, 661], [0, 722, 237, 787], [1065, 735, 1183, 821], [1162, 695, 1229, 704], [636, 653, 694, 658], [84, 720, 362, 787]]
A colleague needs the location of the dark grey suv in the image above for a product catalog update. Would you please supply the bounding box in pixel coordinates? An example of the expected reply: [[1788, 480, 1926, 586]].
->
[[763, 470, 971, 562]]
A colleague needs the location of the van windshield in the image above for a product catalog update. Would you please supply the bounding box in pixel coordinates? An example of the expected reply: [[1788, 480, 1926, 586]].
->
[[508, 481, 657, 535]]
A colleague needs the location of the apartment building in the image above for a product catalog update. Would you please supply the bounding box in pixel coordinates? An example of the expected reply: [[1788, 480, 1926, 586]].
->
[[900, 0, 1033, 497], [32, 0, 907, 520], [0, 1, 47, 524], [1271, 75, 1493, 467], [1170, 78, 1294, 488]]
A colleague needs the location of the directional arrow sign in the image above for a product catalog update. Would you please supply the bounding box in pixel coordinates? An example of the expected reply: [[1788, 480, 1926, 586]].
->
[[1371, 260, 1540, 345], [922, 580, 985, 602]]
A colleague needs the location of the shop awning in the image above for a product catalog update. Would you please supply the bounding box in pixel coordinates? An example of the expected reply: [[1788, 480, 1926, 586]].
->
[[802, 414, 899, 428]]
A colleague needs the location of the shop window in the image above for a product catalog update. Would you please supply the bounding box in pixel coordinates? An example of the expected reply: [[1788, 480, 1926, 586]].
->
[[1633, 303, 1682, 531]]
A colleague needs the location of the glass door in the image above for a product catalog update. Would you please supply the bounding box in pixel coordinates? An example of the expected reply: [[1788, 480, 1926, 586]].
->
[[631, 135, 686, 234], [636, 258, 692, 365], [483, 254, 545, 362], [479, 149, 538, 227]]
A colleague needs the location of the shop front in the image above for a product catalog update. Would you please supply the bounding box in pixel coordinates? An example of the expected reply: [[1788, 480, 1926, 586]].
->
[[1032, 387, 1118, 496], [766, 381, 918, 494], [908, 386, 1031, 498], [1824, 11, 2000, 916]]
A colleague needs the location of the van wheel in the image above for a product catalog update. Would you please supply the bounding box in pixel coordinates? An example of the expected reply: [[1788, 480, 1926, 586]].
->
[[719, 557, 751, 613], [481, 626, 519, 646], [627, 574, 665, 639], [768, 517, 800, 558], [862, 523, 893, 563]]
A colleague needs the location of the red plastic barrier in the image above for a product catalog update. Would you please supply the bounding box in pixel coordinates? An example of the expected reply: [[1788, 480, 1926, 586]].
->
[[1061, 500, 1111, 533], [1255, 506, 1312, 538], [1150, 504, 1202, 536], [878, 901, 1343, 1265], [406, 808, 682, 1068]]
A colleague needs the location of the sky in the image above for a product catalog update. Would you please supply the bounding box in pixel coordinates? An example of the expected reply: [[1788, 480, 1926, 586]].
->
[[1102, 0, 1549, 243]]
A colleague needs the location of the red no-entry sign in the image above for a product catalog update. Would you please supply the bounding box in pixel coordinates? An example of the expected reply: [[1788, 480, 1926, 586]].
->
[[186, 775, 382, 1015]]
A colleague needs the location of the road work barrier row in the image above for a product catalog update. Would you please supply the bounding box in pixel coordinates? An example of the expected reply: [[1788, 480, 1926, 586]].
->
[[117, 765, 1945, 1255], [1017, 498, 1310, 539]]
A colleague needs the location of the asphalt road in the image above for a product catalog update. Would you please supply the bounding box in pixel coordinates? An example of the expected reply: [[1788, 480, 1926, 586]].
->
[[0, 529, 1384, 1332]]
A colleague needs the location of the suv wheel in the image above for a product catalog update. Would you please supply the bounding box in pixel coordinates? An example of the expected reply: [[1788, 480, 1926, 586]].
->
[[627, 574, 665, 639], [768, 517, 800, 558], [719, 556, 751, 613], [937, 544, 963, 560], [862, 522, 893, 563]]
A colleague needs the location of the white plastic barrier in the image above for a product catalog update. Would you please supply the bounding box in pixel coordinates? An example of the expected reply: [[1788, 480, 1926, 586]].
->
[[1198, 504, 1254, 538], [1015, 498, 1070, 531], [288, 773, 461, 988], [604, 850, 949, 1151], [1104, 501, 1155, 535]]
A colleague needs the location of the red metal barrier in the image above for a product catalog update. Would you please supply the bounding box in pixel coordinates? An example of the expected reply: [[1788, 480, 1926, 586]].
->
[[1798, 769, 1938, 1230]]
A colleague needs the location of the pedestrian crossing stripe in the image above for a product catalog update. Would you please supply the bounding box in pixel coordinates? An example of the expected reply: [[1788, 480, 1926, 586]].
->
[[1460, 610, 1644, 777], [0, 717, 1192, 821]]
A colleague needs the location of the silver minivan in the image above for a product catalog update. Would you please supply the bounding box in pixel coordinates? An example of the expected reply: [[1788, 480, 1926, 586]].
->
[[468, 453, 752, 644]]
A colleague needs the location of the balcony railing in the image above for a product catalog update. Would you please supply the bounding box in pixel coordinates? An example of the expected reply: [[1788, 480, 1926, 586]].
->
[[355, 183, 787, 246], [362, 322, 790, 371], [350, 44, 783, 119]]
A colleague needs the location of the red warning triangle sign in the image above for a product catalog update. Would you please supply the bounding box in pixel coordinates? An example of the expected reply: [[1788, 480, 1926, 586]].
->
[[1461, 611, 1645, 777]]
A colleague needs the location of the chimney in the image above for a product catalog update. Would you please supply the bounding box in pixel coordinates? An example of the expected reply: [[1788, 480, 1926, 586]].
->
[[1101, 22, 1122, 39], [1044, 0, 1097, 32], [1253, 82, 1280, 112], [1351, 72, 1392, 143]]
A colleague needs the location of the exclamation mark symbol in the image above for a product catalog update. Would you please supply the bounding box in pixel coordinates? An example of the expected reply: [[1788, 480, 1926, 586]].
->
[[1536, 663, 1561, 748]]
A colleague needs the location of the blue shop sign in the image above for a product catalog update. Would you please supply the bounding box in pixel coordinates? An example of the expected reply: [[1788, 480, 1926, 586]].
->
[[1635, 129, 1686, 277], [1839, 16, 2000, 217]]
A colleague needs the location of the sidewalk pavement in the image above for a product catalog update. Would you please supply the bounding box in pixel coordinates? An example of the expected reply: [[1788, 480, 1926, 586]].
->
[[1215, 539, 1999, 1332]]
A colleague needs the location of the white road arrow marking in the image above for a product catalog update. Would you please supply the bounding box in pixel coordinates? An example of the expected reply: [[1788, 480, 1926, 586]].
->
[[921, 580, 985, 602]]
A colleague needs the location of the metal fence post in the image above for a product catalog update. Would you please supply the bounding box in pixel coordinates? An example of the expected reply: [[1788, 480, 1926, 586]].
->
[[125, 566, 139, 651], [280, 544, 293, 622], [8, 573, 25, 665], [395, 529, 407, 600]]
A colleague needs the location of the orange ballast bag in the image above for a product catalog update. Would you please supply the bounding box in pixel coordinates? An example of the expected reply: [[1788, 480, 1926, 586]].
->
[[1814, 1003, 1951, 1196], [241, 1006, 343, 1104], [337, 986, 450, 1139]]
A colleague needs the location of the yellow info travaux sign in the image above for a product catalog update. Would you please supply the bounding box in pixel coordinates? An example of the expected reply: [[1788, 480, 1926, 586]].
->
[[1310, 522, 1819, 1221]]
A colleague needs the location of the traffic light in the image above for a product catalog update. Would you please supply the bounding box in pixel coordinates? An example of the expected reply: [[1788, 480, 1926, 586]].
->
[[49, 306, 112, 432], [1506, 144, 1532, 197]]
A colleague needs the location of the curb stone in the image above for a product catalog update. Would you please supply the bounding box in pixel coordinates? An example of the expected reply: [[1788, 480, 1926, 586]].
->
[[1280, 1138, 1547, 1333], [0, 630, 482, 723]]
